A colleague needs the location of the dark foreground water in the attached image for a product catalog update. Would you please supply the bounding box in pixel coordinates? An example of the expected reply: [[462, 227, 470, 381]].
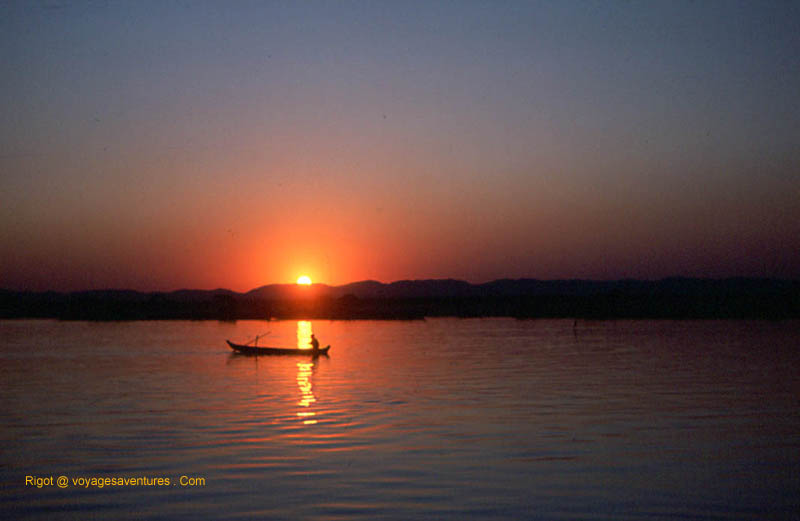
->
[[1, 318, 798, 520]]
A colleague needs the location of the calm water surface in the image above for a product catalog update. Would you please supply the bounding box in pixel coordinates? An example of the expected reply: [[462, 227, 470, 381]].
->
[[1, 318, 798, 520]]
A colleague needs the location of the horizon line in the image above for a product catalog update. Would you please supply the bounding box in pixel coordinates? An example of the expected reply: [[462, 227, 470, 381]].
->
[[3, 275, 798, 295]]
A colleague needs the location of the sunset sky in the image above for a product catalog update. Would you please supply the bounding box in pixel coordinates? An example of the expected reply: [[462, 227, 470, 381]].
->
[[2, 1, 799, 291]]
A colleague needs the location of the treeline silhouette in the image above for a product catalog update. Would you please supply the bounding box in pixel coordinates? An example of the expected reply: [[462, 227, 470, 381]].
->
[[1, 278, 798, 321]]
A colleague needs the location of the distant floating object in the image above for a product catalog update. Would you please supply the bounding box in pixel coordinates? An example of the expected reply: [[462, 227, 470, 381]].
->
[[227, 340, 329, 356]]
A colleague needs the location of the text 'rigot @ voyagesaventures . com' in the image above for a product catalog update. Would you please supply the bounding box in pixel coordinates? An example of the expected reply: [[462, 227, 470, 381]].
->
[[26, 475, 205, 489]]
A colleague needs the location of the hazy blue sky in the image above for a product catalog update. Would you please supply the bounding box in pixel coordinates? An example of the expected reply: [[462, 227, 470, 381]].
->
[[2, 0, 799, 291]]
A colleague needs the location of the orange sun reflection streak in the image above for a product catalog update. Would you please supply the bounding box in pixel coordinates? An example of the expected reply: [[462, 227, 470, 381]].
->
[[296, 320, 313, 350], [296, 360, 317, 424]]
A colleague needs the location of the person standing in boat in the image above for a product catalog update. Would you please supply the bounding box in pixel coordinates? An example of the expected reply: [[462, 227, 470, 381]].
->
[[310, 334, 320, 351]]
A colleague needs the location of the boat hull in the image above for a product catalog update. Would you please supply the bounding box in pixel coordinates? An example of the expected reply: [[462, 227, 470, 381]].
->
[[227, 340, 330, 356]]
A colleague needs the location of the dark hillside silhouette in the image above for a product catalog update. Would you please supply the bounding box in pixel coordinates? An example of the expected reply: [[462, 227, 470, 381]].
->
[[1, 278, 797, 320]]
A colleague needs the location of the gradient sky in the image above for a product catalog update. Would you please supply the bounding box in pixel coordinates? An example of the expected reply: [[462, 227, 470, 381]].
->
[[2, 0, 799, 291]]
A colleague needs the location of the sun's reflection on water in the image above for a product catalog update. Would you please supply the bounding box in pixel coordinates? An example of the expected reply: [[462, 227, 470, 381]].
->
[[296, 321, 318, 425], [296, 320, 312, 350], [296, 361, 317, 425]]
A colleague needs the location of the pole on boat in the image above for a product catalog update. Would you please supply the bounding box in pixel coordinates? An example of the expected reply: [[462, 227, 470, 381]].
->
[[246, 331, 270, 347]]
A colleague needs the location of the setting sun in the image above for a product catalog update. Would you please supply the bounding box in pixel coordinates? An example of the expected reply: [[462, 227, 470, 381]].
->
[[296, 275, 312, 285]]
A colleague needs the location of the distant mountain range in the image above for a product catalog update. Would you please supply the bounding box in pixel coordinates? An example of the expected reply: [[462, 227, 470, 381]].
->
[[1, 278, 798, 320], [246, 277, 800, 300]]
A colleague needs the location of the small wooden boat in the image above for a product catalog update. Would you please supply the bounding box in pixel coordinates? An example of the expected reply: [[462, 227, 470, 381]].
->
[[227, 340, 330, 356]]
